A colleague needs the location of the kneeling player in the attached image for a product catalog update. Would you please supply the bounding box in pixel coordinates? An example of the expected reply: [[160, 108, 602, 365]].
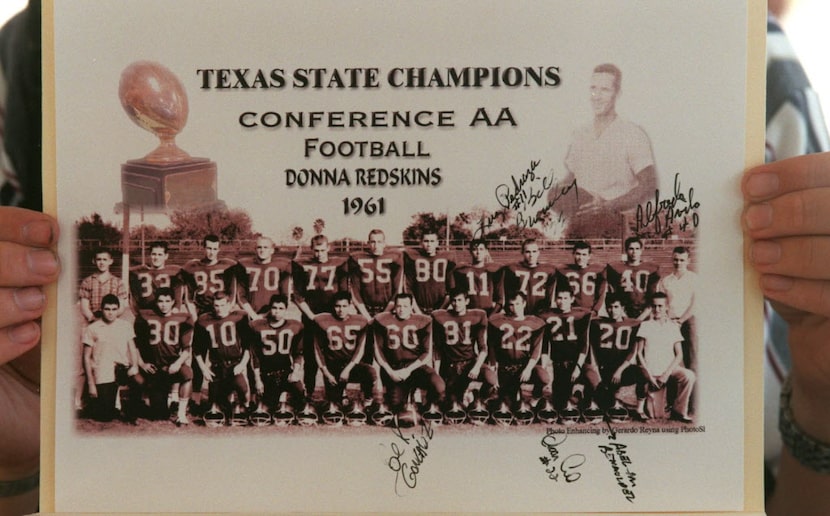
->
[[538, 288, 593, 412], [432, 288, 488, 409], [584, 295, 649, 420], [194, 292, 252, 420], [250, 295, 306, 412], [484, 291, 548, 410], [133, 288, 194, 425], [374, 293, 445, 413], [313, 292, 381, 409]]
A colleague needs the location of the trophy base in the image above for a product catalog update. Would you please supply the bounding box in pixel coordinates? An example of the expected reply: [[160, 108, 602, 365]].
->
[[121, 158, 218, 210]]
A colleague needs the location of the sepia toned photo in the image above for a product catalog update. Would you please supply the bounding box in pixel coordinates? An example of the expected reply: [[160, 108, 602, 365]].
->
[[44, 1, 765, 513]]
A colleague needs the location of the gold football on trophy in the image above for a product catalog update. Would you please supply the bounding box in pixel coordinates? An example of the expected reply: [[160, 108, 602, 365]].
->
[[119, 60, 191, 164]]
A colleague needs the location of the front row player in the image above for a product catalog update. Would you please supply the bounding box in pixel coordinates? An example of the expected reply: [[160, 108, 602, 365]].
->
[[194, 292, 253, 419], [133, 287, 194, 425], [313, 292, 382, 408], [249, 294, 306, 412], [82, 294, 143, 422], [584, 294, 650, 420], [484, 291, 549, 409], [374, 293, 446, 413], [432, 288, 489, 409]]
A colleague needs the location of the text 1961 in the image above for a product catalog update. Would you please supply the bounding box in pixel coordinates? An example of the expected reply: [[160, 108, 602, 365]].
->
[[343, 196, 386, 216]]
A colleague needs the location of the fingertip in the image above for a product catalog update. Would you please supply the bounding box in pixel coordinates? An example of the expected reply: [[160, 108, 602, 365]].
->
[[743, 170, 780, 200], [8, 321, 41, 346], [1, 322, 41, 365], [22, 218, 60, 247]]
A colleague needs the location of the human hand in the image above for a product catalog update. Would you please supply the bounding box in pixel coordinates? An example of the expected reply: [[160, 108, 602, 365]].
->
[[743, 154, 830, 440], [338, 366, 352, 384], [0, 208, 59, 485], [0, 207, 59, 365]]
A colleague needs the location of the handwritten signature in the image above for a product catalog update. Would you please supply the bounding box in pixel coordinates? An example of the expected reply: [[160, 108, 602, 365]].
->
[[538, 428, 586, 483], [598, 420, 637, 503], [635, 172, 700, 234], [476, 159, 579, 238], [386, 421, 435, 495]]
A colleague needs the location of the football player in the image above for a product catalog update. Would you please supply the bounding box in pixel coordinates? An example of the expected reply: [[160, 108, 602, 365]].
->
[[483, 291, 548, 409], [432, 288, 489, 408], [182, 234, 242, 316], [292, 234, 349, 396], [448, 239, 501, 314], [584, 294, 649, 419], [347, 229, 404, 319], [128, 241, 189, 314], [538, 288, 593, 411], [403, 231, 456, 315], [132, 287, 194, 425], [605, 236, 660, 319], [313, 291, 381, 407], [249, 294, 306, 412], [237, 236, 293, 319], [497, 238, 557, 315], [373, 293, 445, 412], [556, 240, 607, 314], [193, 292, 253, 419]]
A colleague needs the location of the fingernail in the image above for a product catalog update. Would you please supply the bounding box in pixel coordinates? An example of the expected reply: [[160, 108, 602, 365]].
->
[[761, 275, 794, 291], [751, 241, 781, 264], [8, 321, 39, 345], [746, 172, 779, 198], [745, 203, 773, 230], [27, 249, 59, 276], [22, 220, 54, 246], [13, 287, 45, 311]]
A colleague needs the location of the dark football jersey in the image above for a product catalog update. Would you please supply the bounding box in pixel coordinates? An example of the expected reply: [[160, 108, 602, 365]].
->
[[183, 257, 241, 314], [373, 312, 432, 366], [538, 307, 592, 364], [590, 317, 640, 372], [498, 262, 558, 314], [431, 308, 488, 363], [237, 256, 293, 314], [556, 263, 607, 313], [194, 310, 250, 365], [487, 313, 545, 366], [129, 264, 188, 311], [313, 312, 369, 365], [347, 250, 404, 310], [605, 262, 660, 316], [449, 264, 501, 311], [249, 318, 303, 373], [403, 250, 456, 313], [134, 309, 194, 367], [291, 257, 349, 314]]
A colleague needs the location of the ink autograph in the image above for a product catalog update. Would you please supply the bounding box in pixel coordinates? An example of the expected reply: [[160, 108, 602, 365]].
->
[[477, 159, 578, 238], [635, 172, 700, 234], [538, 428, 586, 483], [598, 422, 638, 503], [386, 421, 435, 495]]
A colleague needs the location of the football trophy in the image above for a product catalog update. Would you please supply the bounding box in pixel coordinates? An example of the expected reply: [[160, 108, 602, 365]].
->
[[119, 60, 218, 209]]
